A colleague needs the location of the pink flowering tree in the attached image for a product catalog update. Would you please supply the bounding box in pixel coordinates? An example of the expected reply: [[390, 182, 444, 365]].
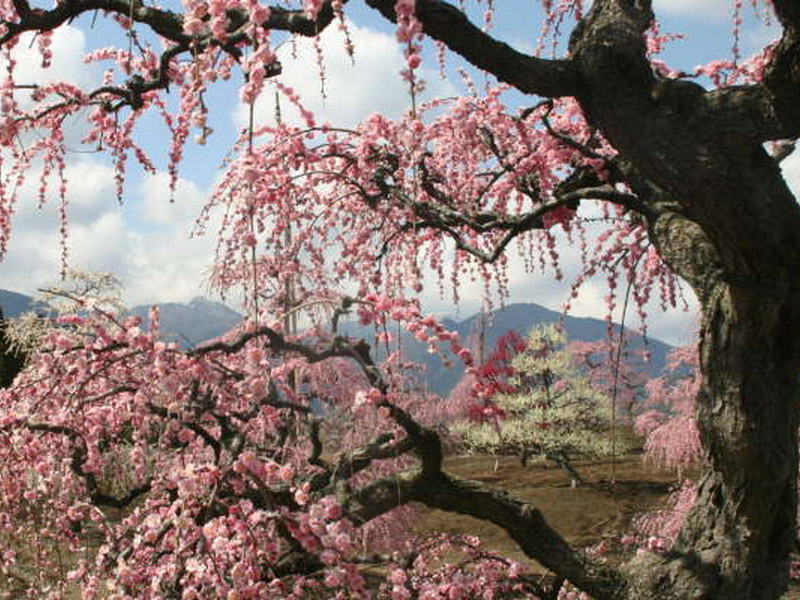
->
[[623, 345, 703, 559], [1, 292, 550, 599], [0, 0, 798, 598], [568, 339, 649, 421], [635, 345, 702, 477]]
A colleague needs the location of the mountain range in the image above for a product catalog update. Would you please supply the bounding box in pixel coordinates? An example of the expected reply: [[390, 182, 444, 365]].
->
[[0, 289, 37, 319], [339, 302, 671, 396], [0, 290, 672, 396]]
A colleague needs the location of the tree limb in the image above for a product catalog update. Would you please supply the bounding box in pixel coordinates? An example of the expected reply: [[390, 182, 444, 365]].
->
[[346, 468, 624, 600], [772, 0, 800, 30], [308, 432, 416, 491], [364, 0, 582, 98], [396, 184, 651, 265], [24, 421, 152, 509], [0, 0, 340, 113], [1, 0, 337, 44]]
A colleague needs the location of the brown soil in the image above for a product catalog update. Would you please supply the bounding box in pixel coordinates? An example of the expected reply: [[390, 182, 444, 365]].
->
[[418, 453, 677, 567], [417, 453, 800, 599]]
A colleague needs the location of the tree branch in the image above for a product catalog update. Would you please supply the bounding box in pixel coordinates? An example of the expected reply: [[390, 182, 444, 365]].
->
[[1, 0, 337, 44], [772, 0, 800, 30], [308, 432, 416, 491], [761, 9, 800, 140], [395, 184, 651, 265], [364, 0, 582, 98], [24, 421, 151, 509], [690, 4, 800, 143], [346, 468, 624, 600], [0, 0, 340, 113]]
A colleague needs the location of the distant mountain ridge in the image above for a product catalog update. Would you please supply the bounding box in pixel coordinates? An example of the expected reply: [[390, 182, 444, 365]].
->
[[130, 297, 242, 348], [0, 289, 672, 397], [0, 289, 34, 318], [340, 302, 672, 396], [0, 290, 243, 349]]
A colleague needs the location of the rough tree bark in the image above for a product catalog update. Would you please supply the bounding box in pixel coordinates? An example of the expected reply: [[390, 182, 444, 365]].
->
[[566, 3, 800, 597]]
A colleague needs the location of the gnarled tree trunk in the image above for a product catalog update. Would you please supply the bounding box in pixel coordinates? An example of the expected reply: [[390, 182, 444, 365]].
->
[[677, 285, 799, 598], [628, 222, 800, 599], [555, 2, 800, 596]]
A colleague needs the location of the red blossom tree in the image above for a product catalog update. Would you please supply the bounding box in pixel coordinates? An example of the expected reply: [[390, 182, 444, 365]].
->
[[0, 1, 798, 599]]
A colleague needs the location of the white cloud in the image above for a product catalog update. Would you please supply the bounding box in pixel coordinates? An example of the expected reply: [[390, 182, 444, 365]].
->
[[0, 159, 130, 293], [10, 159, 115, 230], [125, 173, 219, 304], [234, 20, 455, 129], [0, 160, 220, 308], [653, 0, 731, 22], [140, 172, 208, 227], [0, 25, 101, 155], [5, 25, 94, 90]]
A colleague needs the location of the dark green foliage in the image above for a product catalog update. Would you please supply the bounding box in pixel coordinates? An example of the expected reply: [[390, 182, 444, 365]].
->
[[0, 306, 26, 388]]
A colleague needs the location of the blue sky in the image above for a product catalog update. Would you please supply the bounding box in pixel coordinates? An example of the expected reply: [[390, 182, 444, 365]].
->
[[0, 0, 793, 346]]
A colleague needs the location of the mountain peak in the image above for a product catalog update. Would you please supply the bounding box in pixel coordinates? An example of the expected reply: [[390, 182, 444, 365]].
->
[[188, 296, 213, 306], [131, 297, 242, 348]]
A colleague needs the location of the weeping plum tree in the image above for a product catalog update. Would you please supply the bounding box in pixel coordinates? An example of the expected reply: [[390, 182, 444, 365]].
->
[[0, 0, 799, 599]]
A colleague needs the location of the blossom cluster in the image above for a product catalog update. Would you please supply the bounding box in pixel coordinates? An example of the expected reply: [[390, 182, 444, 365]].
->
[[0, 284, 551, 597]]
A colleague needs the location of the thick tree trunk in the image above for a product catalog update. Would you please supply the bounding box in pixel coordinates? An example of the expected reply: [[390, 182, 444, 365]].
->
[[610, 147, 800, 600], [684, 286, 800, 598], [624, 283, 800, 599], [565, 4, 800, 596]]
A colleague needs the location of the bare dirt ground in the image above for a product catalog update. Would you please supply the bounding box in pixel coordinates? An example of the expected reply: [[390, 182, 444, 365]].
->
[[418, 453, 800, 599]]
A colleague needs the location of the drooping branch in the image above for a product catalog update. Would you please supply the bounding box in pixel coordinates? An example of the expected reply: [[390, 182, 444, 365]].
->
[[0, 0, 338, 44], [145, 401, 224, 461], [388, 184, 650, 265], [0, 0, 341, 113], [359, 138, 649, 263]]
